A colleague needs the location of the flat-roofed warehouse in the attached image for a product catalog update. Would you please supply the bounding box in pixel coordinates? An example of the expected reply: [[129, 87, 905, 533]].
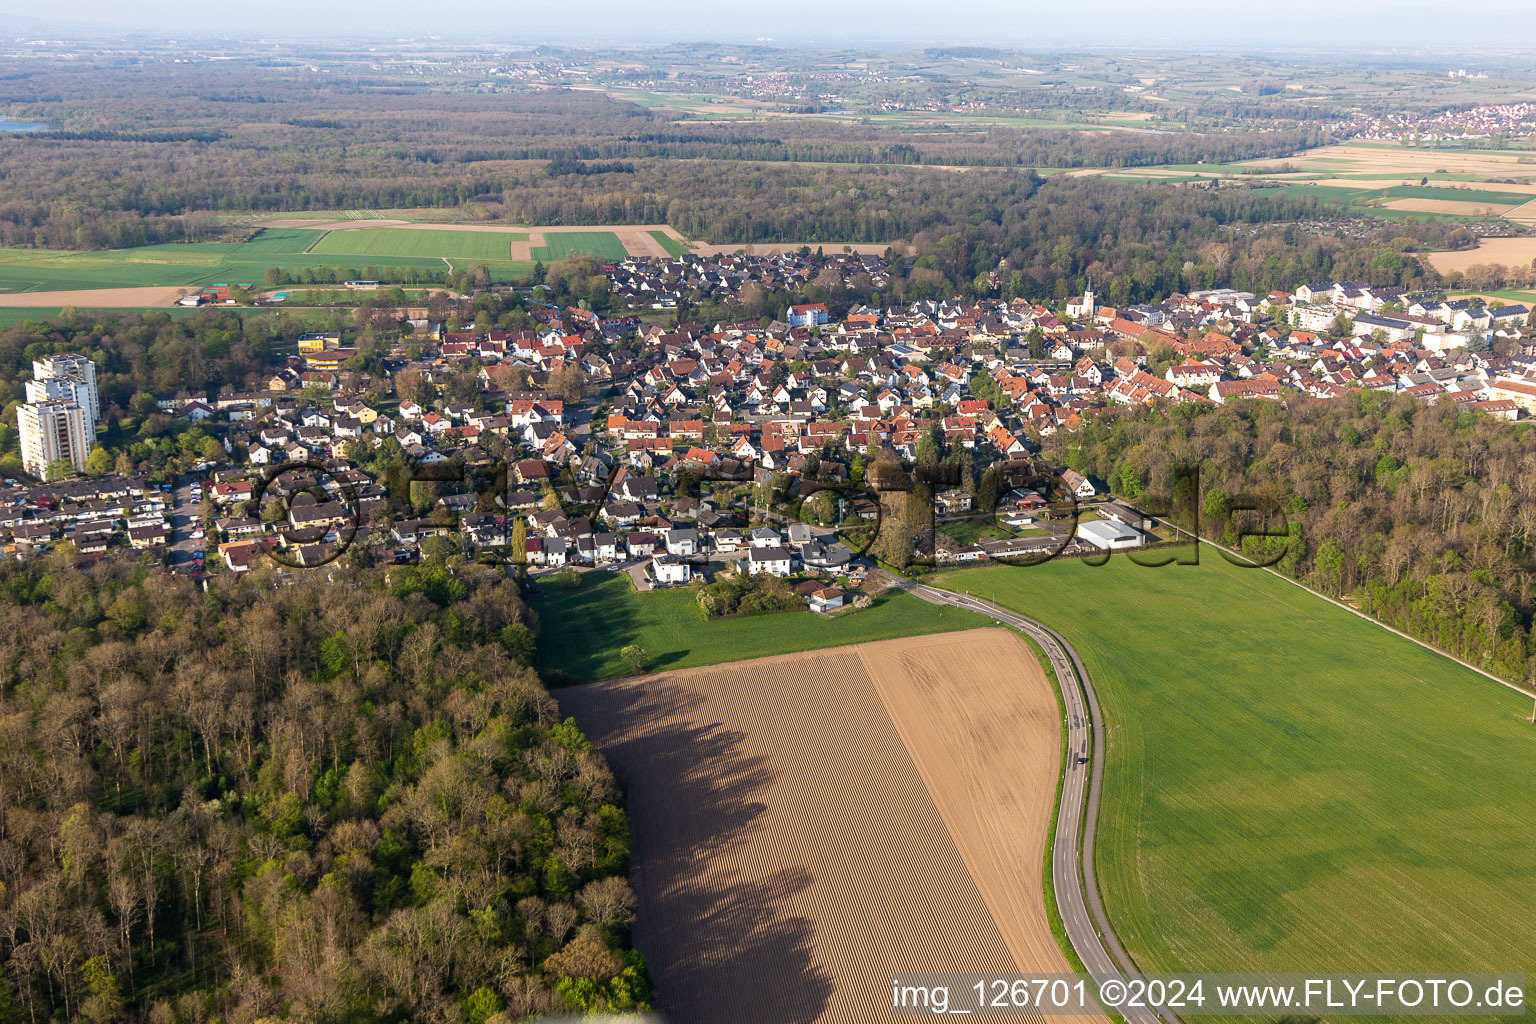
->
[[1078, 518, 1144, 550]]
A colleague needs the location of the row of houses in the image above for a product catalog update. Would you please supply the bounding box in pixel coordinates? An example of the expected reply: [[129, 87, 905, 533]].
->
[[0, 475, 174, 560]]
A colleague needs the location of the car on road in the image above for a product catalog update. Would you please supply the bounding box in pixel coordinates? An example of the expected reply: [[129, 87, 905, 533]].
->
[[191, 529, 204, 540]]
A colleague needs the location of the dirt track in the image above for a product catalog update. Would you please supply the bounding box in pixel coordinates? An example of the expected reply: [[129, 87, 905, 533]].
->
[[559, 628, 1076, 1024]]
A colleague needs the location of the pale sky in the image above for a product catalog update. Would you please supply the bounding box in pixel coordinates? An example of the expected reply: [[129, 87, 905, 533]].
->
[[5, 0, 1536, 49]]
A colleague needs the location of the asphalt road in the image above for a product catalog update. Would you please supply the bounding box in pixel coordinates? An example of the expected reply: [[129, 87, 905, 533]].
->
[[168, 474, 205, 566], [877, 571, 1178, 1024]]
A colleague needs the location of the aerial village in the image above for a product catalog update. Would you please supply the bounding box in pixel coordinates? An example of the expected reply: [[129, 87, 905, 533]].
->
[[6, 255, 1536, 608]]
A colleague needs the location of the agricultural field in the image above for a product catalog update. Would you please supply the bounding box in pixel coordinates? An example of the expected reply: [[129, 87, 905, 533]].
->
[[1237, 142, 1536, 182], [529, 570, 985, 682], [1094, 143, 1536, 226], [1369, 184, 1535, 206], [648, 229, 690, 257], [930, 553, 1536, 1002], [1428, 235, 1536, 274], [1450, 288, 1536, 306], [0, 227, 474, 296], [558, 629, 1073, 1024], [527, 230, 631, 262], [1233, 181, 1527, 222], [308, 226, 528, 262]]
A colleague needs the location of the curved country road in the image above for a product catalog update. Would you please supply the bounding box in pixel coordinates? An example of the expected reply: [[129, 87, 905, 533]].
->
[[876, 571, 1178, 1024]]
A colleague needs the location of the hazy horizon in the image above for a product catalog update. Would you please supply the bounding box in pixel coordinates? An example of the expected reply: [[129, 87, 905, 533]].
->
[[5, 1, 1536, 51]]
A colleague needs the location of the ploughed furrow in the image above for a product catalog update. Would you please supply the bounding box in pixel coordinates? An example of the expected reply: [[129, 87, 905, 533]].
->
[[560, 631, 1068, 1024]]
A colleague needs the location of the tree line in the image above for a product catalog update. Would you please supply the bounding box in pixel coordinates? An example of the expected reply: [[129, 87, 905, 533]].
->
[[1048, 394, 1536, 688]]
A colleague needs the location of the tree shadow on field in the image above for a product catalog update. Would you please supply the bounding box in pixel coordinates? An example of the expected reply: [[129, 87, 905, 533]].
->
[[532, 576, 644, 681], [559, 677, 833, 1024]]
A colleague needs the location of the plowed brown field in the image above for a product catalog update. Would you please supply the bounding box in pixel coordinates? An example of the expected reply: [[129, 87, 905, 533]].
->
[[559, 628, 1081, 1024], [1427, 235, 1536, 274]]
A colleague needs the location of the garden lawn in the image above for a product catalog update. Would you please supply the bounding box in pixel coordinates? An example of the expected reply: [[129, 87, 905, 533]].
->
[[939, 518, 1046, 545], [931, 552, 1536, 1011], [530, 570, 988, 682]]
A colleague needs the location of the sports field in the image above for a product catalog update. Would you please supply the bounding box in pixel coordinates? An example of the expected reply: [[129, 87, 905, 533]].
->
[[931, 553, 1536, 1000], [559, 629, 1075, 1024], [309, 226, 528, 261], [529, 570, 986, 682]]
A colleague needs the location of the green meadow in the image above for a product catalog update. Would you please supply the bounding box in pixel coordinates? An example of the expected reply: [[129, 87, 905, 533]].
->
[[648, 230, 690, 257], [1369, 184, 1533, 205], [529, 231, 630, 262], [309, 227, 527, 262], [529, 570, 986, 682], [0, 226, 529, 294], [930, 552, 1536, 1005]]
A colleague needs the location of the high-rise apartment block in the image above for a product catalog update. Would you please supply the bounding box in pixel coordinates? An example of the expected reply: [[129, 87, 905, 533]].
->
[[18, 353, 99, 478]]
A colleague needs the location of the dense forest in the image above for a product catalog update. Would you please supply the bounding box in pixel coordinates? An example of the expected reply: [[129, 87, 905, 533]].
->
[[0, 554, 646, 1022], [1050, 395, 1536, 688]]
